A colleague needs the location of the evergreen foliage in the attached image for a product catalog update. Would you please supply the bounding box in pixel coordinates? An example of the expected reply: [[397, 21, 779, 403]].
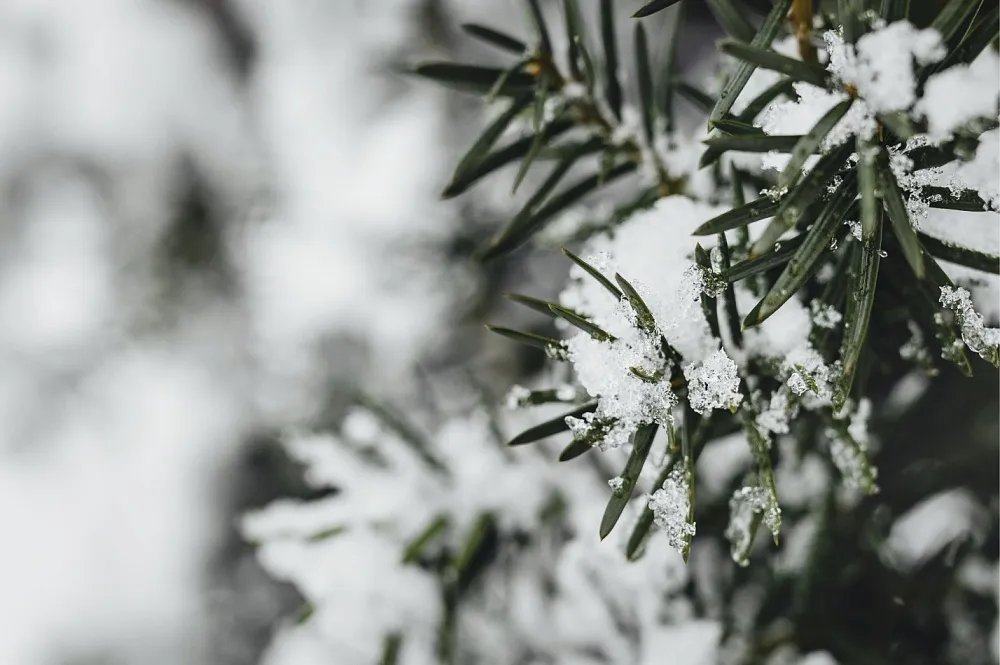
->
[[248, 3, 1000, 664]]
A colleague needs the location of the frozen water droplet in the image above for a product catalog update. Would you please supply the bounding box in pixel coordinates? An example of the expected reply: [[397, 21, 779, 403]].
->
[[725, 485, 780, 566], [710, 246, 725, 274], [647, 466, 696, 554]]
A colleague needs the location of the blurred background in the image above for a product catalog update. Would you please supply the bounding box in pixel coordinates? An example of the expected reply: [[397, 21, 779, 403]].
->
[[0, 2, 995, 665], [0, 1, 565, 663]]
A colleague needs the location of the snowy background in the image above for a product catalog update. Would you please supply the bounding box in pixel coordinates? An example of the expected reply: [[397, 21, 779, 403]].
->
[[0, 1, 472, 663], [0, 2, 996, 665]]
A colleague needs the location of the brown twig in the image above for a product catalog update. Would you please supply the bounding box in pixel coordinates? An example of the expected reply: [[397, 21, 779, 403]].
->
[[789, 0, 819, 65]]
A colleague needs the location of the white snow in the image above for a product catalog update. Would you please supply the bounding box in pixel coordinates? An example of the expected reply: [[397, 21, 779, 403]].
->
[[940, 285, 1000, 362], [685, 349, 743, 415], [559, 196, 728, 446], [917, 50, 1000, 141], [826, 22, 944, 113], [885, 489, 985, 571], [647, 465, 697, 553]]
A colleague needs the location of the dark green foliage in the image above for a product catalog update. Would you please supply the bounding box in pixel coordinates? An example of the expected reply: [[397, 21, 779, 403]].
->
[[558, 439, 594, 461], [563, 248, 623, 299], [706, 0, 756, 42], [743, 177, 857, 327], [408, 10, 1000, 665], [600, 0, 622, 119], [442, 119, 574, 198], [918, 233, 1000, 274], [879, 156, 925, 278], [450, 93, 533, 188], [634, 23, 655, 144], [724, 233, 806, 282], [482, 162, 637, 259], [719, 40, 828, 87], [834, 215, 883, 410], [710, 0, 794, 124], [485, 325, 566, 356], [632, 0, 684, 18], [693, 197, 779, 236], [461, 24, 527, 54], [750, 143, 854, 256], [778, 99, 854, 188], [549, 303, 616, 341], [600, 424, 658, 539], [504, 292, 561, 317], [507, 402, 598, 446], [615, 272, 657, 333], [386, 7, 1000, 665], [410, 62, 535, 95], [675, 80, 715, 112]]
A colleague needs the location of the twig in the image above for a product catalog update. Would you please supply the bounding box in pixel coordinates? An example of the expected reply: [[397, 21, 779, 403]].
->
[[789, 0, 818, 65]]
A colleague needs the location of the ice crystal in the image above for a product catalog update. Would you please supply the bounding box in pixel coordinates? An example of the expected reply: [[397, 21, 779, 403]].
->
[[889, 150, 915, 182], [647, 465, 696, 554], [685, 349, 743, 415], [565, 412, 632, 450], [761, 184, 790, 201], [545, 342, 569, 361], [565, 414, 592, 439], [827, 430, 877, 495], [810, 301, 843, 329], [608, 476, 625, 493], [785, 344, 836, 401], [698, 264, 728, 298], [847, 398, 873, 447], [725, 486, 780, 567], [940, 286, 1000, 364], [886, 144, 958, 222], [825, 175, 844, 194], [710, 246, 725, 274], [787, 372, 808, 396], [756, 390, 793, 436], [900, 320, 934, 370], [846, 219, 862, 240], [825, 399, 879, 495]]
